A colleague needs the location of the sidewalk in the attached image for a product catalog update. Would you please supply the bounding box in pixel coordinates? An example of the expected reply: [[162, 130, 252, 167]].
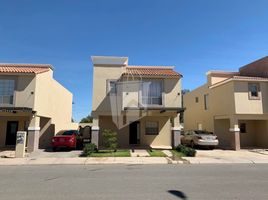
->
[[1, 149, 268, 165], [0, 156, 182, 165], [182, 149, 268, 164]]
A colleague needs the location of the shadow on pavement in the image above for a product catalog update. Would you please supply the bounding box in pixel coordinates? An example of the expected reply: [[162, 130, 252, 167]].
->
[[168, 190, 187, 199]]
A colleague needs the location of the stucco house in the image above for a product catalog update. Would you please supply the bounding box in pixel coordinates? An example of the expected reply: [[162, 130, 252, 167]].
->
[[184, 56, 268, 150], [91, 56, 183, 149], [0, 63, 77, 152]]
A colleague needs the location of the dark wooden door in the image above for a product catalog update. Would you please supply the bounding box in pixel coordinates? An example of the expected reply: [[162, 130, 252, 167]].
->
[[5, 121, 19, 145], [129, 121, 139, 144]]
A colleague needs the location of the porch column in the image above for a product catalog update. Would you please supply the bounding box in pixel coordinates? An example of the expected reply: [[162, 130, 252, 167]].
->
[[27, 116, 40, 153], [172, 114, 182, 148], [91, 118, 99, 149], [229, 117, 240, 151]]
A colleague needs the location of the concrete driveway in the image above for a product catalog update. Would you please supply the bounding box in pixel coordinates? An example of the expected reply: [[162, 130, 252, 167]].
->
[[29, 149, 83, 158], [184, 149, 268, 164]]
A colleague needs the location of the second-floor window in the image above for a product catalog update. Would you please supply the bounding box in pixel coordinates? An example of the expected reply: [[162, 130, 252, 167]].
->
[[141, 80, 163, 106], [0, 80, 15, 105], [248, 83, 260, 99], [108, 80, 117, 95]]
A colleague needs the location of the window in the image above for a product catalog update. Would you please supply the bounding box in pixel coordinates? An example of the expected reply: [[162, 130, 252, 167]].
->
[[195, 97, 199, 103], [108, 80, 117, 94], [145, 121, 159, 135], [204, 94, 209, 110], [239, 123, 246, 133], [61, 130, 79, 136], [0, 80, 15, 105], [142, 80, 163, 105], [248, 83, 260, 99]]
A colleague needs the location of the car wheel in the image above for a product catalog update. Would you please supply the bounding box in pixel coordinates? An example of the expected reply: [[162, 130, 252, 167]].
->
[[190, 141, 195, 148]]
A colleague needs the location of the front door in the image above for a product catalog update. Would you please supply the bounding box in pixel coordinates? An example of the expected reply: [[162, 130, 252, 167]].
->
[[5, 121, 19, 146], [129, 121, 140, 145]]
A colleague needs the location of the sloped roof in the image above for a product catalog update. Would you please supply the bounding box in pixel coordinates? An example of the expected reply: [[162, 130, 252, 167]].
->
[[123, 66, 182, 77], [0, 63, 52, 74]]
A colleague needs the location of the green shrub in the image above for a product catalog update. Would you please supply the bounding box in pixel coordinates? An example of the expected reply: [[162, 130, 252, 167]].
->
[[83, 143, 97, 156], [175, 144, 196, 157], [102, 129, 118, 151]]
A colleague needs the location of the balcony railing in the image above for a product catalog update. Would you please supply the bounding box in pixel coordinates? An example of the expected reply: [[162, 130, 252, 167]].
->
[[141, 96, 162, 106]]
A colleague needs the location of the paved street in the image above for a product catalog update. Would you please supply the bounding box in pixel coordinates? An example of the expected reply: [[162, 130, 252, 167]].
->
[[0, 164, 267, 200]]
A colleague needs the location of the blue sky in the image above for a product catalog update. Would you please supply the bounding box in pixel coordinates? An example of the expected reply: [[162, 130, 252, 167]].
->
[[0, 0, 268, 121]]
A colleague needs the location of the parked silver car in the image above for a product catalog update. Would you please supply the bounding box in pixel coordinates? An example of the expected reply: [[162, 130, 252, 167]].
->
[[181, 130, 219, 149]]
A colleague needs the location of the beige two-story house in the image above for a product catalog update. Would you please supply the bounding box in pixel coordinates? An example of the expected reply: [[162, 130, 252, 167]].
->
[[0, 64, 77, 152], [184, 56, 268, 150], [91, 56, 183, 149]]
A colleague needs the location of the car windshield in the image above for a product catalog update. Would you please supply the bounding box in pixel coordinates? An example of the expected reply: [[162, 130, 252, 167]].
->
[[195, 130, 213, 135], [61, 130, 78, 136]]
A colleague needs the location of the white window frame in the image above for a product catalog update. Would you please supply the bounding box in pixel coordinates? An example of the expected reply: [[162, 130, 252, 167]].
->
[[140, 79, 164, 107]]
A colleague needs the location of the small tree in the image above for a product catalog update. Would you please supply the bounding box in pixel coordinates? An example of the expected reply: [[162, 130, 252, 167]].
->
[[102, 129, 118, 152], [80, 115, 93, 123]]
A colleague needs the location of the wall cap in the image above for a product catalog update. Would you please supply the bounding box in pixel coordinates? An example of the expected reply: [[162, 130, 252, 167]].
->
[[172, 127, 181, 131], [229, 128, 240, 132], [91, 126, 100, 131], [28, 127, 40, 131]]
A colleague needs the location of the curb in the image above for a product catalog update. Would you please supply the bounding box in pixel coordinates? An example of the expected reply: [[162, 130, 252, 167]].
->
[[0, 157, 184, 166]]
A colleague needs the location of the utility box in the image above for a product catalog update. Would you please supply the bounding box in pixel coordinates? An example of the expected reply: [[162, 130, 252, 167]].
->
[[15, 131, 27, 158]]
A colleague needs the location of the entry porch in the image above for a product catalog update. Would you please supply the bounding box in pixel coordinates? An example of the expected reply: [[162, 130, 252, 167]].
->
[[214, 114, 268, 150], [0, 108, 54, 152]]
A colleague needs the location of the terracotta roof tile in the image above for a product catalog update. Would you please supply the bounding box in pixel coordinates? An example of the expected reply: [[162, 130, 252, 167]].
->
[[123, 66, 181, 77], [0, 63, 52, 74]]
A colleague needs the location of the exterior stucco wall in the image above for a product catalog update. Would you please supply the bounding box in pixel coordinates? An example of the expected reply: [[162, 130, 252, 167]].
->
[[234, 81, 268, 114], [207, 74, 234, 86], [92, 65, 124, 114], [140, 116, 172, 149], [184, 84, 212, 131], [184, 81, 235, 133], [34, 70, 76, 134], [164, 78, 181, 107]]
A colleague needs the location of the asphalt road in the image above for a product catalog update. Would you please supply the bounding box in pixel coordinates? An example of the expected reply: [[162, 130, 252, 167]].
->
[[0, 164, 267, 200]]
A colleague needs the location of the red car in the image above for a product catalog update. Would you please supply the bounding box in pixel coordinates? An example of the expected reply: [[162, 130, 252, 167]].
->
[[52, 130, 82, 151]]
